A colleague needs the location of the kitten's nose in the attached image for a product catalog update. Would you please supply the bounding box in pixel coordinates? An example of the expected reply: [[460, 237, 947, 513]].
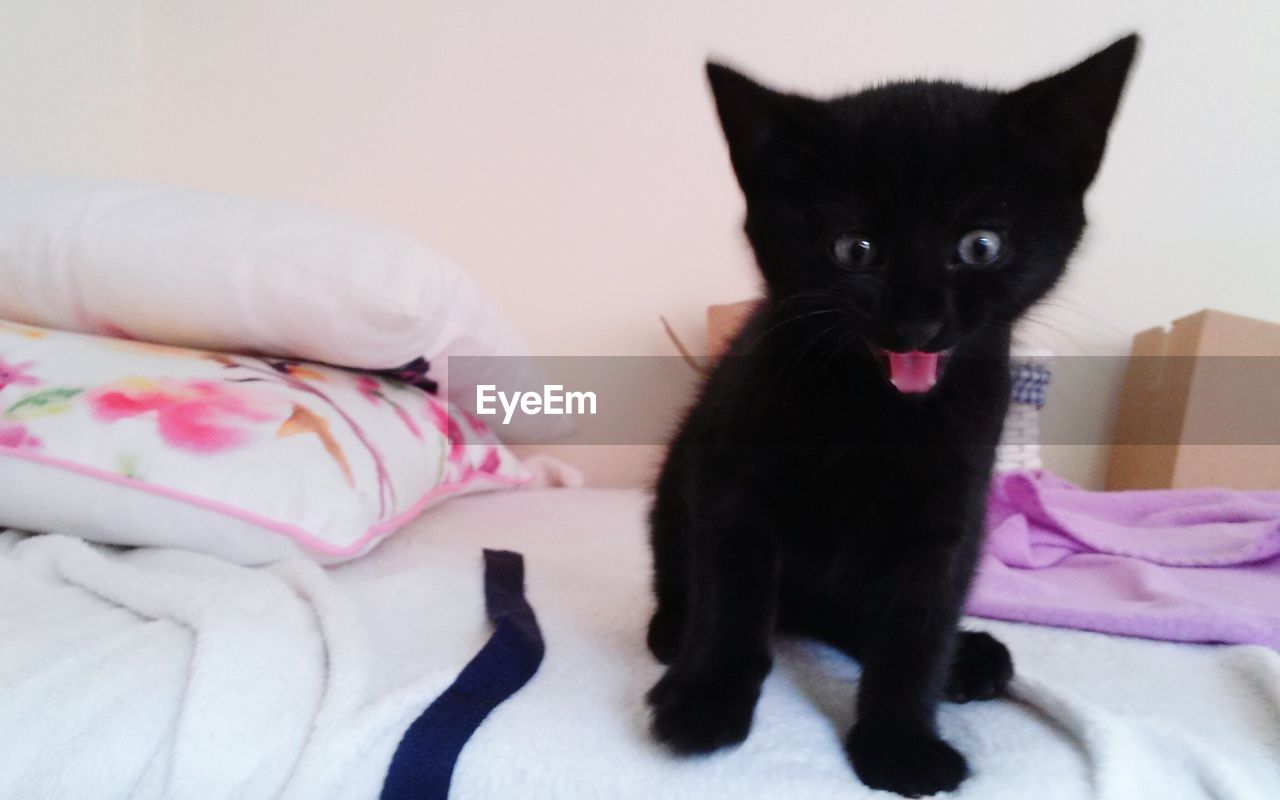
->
[[894, 319, 944, 351]]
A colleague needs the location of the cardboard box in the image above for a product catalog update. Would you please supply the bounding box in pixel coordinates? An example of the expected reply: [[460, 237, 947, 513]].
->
[[707, 299, 760, 357], [1106, 309, 1280, 490]]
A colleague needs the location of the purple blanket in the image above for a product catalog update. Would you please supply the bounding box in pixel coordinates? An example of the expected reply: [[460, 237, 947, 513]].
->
[[968, 470, 1280, 649]]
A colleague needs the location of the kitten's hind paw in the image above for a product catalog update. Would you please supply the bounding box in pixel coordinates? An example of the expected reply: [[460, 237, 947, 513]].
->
[[845, 724, 969, 797], [945, 631, 1013, 703], [646, 667, 760, 755]]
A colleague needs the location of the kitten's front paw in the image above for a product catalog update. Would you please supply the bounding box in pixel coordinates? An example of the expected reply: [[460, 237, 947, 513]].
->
[[845, 723, 968, 797], [645, 608, 682, 665], [945, 631, 1013, 703], [646, 667, 761, 755]]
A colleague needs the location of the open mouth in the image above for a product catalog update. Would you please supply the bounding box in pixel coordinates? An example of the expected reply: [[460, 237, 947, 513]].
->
[[869, 346, 953, 394]]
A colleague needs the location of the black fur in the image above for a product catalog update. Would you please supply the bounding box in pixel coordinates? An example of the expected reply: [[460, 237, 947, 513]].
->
[[647, 35, 1137, 797]]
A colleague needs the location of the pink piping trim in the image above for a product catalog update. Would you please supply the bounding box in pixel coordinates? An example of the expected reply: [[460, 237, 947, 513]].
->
[[0, 445, 532, 557]]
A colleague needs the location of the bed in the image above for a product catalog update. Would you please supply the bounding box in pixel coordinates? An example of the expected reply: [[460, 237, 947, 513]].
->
[[2, 487, 1278, 799]]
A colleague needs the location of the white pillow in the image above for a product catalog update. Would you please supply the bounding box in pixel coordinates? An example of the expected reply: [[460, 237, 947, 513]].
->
[[0, 321, 530, 563], [0, 176, 564, 443]]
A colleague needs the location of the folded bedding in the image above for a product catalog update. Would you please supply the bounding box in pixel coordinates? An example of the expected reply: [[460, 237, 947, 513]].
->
[[2, 489, 1277, 799], [971, 470, 1280, 648]]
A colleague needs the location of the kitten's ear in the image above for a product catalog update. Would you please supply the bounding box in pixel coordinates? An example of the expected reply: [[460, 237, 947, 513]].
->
[[1003, 33, 1140, 190], [706, 62, 794, 181]]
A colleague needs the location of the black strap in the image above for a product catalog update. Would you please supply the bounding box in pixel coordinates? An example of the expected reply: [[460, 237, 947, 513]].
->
[[381, 549, 544, 800]]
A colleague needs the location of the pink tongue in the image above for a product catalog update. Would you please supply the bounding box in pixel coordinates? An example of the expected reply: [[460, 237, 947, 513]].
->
[[887, 351, 940, 394]]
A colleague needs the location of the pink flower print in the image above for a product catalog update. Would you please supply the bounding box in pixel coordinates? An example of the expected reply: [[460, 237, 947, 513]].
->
[[265, 359, 329, 383], [88, 379, 281, 454], [391, 405, 422, 439], [424, 398, 466, 462], [450, 446, 505, 484], [477, 446, 501, 474], [457, 409, 506, 447], [357, 375, 422, 438], [462, 411, 491, 437], [356, 375, 381, 403], [0, 423, 41, 450], [0, 356, 38, 393]]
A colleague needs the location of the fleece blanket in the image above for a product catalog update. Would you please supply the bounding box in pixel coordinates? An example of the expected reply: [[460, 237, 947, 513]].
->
[[0, 532, 468, 799], [2, 489, 1279, 799], [971, 471, 1280, 648]]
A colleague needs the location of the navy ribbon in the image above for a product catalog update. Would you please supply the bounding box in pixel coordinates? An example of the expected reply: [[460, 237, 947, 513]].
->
[[381, 549, 544, 800]]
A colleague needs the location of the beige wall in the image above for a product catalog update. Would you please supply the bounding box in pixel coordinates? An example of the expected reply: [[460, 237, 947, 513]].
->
[[4, 0, 1278, 486]]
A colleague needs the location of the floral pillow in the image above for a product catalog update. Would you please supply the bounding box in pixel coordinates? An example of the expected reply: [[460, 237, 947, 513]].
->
[[0, 320, 530, 563]]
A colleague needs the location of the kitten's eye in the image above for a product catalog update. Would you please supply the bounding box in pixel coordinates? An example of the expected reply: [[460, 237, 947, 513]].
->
[[831, 233, 877, 271], [955, 229, 1004, 268]]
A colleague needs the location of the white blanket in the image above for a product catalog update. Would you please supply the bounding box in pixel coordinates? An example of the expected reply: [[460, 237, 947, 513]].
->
[[1, 488, 1278, 799]]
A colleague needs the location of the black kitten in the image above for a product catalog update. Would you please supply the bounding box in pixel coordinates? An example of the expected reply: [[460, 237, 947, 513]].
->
[[646, 35, 1138, 797]]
